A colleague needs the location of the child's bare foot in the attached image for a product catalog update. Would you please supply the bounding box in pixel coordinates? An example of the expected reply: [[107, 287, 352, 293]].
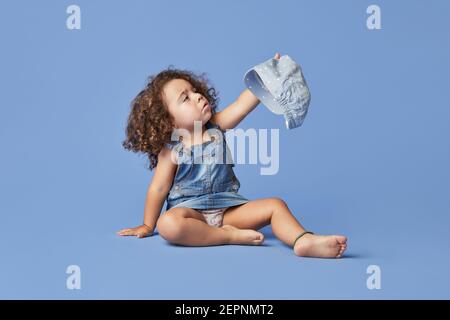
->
[[293, 233, 347, 258], [221, 224, 265, 245]]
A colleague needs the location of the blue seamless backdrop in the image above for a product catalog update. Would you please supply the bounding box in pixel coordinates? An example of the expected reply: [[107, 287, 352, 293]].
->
[[0, 0, 449, 299]]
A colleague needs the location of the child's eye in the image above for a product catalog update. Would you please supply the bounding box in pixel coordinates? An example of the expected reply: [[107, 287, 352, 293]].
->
[[184, 96, 189, 101]]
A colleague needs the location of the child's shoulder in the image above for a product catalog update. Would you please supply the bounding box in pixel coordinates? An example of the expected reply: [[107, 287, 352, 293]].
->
[[158, 141, 181, 164], [158, 144, 175, 159], [207, 118, 224, 132]]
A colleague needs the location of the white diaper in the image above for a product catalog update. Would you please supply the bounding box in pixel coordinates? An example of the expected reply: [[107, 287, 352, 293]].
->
[[197, 208, 228, 228]]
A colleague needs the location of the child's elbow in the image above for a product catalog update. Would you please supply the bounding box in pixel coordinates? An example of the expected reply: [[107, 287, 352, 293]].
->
[[149, 184, 171, 197]]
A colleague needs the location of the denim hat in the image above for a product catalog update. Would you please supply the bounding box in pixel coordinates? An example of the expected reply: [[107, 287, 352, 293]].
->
[[243, 55, 311, 129]]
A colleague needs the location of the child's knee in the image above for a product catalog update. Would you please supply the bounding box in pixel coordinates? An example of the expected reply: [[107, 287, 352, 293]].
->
[[157, 212, 184, 241], [267, 197, 288, 210]]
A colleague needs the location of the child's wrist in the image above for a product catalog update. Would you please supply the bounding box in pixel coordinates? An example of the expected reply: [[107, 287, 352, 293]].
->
[[143, 223, 153, 231]]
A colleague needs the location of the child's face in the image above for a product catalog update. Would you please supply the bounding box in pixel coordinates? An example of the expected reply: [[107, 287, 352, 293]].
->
[[162, 79, 212, 130]]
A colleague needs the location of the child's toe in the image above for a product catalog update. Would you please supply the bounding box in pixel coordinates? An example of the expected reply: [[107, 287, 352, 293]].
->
[[336, 236, 347, 244]]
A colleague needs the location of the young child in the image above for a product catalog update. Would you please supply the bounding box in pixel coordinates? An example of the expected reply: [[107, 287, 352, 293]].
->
[[117, 53, 348, 258]]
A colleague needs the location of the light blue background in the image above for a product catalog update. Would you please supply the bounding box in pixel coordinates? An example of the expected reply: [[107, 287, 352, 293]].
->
[[1, 0, 449, 299]]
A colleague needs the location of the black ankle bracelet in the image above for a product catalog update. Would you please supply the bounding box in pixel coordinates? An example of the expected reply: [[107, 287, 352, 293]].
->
[[293, 231, 314, 248]]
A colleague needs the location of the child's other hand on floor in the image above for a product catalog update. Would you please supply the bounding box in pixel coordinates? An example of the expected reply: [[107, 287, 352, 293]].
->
[[117, 224, 153, 238]]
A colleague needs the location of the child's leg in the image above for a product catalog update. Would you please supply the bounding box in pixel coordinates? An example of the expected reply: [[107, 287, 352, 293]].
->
[[223, 198, 347, 258], [156, 207, 264, 246]]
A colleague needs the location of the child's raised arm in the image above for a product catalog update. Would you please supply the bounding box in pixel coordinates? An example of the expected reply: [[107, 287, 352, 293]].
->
[[211, 89, 259, 130], [117, 146, 178, 238], [211, 52, 281, 130]]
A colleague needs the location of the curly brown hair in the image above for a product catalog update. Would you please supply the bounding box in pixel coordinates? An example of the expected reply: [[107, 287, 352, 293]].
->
[[122, 66, 220, 170]]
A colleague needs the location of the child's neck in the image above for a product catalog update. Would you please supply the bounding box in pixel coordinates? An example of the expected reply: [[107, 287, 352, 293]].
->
[[181, 125, 213, 149]]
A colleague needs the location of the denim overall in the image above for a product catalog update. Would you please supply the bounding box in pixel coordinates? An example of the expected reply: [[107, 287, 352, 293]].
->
[[164, 121, 249, 211]]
